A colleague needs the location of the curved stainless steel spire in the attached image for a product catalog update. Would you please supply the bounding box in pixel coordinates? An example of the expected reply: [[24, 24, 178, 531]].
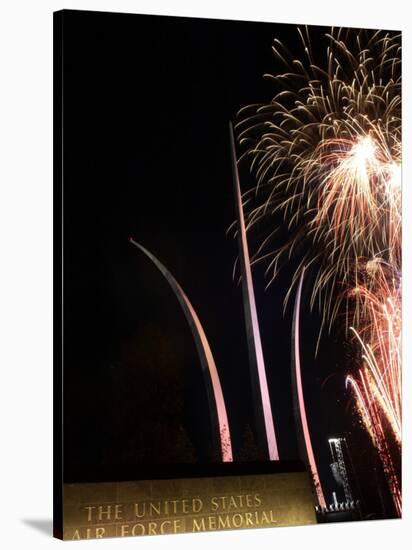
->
[[292, 268, 326, 507], [130, 238, 233, 462], [229, 123, 279, 461]]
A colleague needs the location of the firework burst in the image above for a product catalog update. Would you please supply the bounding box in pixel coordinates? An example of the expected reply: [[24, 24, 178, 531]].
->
[[236, 28, 401, 334]]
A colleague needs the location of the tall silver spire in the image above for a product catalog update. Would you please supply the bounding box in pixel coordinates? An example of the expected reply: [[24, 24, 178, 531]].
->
[[229, 123, 279, 461], [130, 238, 233, 462]]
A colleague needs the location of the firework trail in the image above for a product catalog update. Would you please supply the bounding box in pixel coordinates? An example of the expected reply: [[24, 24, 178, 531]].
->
[[345, 266, 401, 513], [235, 27, 401, 513], [348, 268, 401, 444], [346, 369, 401, 515]]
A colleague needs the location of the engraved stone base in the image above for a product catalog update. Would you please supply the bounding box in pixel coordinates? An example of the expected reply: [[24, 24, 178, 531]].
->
[[61, 462, 317, 540]]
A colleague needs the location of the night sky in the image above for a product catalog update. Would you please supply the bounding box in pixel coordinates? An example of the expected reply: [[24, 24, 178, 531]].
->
[[61, 10, 389, 515]]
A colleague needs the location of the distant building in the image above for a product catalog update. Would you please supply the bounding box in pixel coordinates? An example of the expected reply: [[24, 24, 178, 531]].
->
[[316, 437, 361, 523]]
